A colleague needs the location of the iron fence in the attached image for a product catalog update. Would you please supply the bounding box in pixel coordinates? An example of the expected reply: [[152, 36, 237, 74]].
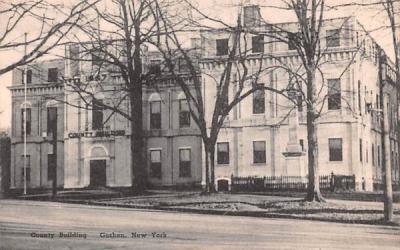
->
[[230, 173, 355, 192]]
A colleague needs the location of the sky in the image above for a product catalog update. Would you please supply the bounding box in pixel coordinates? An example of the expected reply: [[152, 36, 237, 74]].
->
[[0, 0, 397, 130]]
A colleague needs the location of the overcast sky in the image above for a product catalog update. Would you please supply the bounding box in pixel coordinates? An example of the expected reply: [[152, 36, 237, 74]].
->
[[0, 0, 397, 130]]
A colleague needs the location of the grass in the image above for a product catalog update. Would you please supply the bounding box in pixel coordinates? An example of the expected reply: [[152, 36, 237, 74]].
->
[[83, 192, 400, 225]]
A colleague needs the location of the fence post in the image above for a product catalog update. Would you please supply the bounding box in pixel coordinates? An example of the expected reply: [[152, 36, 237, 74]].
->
[[330, 172, 335, 192], [231, 174, 234, 192], [263, 176, 266, 190]]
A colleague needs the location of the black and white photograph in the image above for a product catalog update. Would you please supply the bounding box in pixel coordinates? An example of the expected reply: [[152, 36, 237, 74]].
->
[[0, 0, 399, 249]]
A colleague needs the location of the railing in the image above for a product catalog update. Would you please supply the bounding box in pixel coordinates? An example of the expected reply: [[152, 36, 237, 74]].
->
[[231, 173, 355, 192]]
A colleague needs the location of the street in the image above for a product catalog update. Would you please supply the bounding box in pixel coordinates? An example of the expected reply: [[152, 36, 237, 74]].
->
[[0, 200, 399, 250]]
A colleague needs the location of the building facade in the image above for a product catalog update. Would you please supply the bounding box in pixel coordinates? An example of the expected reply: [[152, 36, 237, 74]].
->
[[7, 5, 399, 192], [9, 59, 65, 190], [9, 44, 203, 191], [200, 5, 399, 191]]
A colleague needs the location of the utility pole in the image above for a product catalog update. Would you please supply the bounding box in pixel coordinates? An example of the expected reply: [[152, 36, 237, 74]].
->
[[23, 32, 27, 195], [51, 108, 57, 200]]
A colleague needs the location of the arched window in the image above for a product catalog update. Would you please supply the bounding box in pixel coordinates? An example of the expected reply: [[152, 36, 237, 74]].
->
[[149, 93, 161, 129]]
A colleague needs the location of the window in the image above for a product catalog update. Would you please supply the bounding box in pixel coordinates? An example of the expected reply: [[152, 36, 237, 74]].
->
[[372, 144, 375, 166], [253, 84, 265, 114], [47, 107, 57, 137], [378, 145, 381, 168], [359, 139, 363, 162], [22, 155, 30, 182], [48, 154, 56, 181], [21, 108, 31, 136], [328, 79, 341, 110], [252, 35, 264, 53], [48, 68, 58, 82], [366, 141, 368, 163], [150, 150, 161, 179], [358, 81, 361, 114], [92, 99, 104, 130], [297, 94, 303, 112], [216, 39, 229, 56], [178, 58, 189, 72], [179, 149, 191, 177], [27, 69, 32, 84], [329, 138, 343, 161], [92, 52, 103, 67], [253, 141, 266, 163], [179, 99, 190, 128], [364, 86, 368, 115], [150, 101, 161, 129], [288, 32, 299, 51], [326, 29, 340, 47], [148, 64, 161, 74], [217, 142, 229, 164], [300, 139, 304, 151], [21, 70, 24, 84]]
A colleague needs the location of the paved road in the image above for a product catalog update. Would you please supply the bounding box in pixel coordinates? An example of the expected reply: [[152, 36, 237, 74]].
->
[[0, 200, 399, 250]]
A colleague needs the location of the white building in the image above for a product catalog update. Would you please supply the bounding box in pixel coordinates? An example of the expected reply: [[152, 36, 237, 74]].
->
[[8, 5, 399, 192], [200, 5, 399, 191]]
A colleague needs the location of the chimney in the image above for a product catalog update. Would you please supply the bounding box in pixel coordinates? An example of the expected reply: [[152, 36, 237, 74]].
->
[[243, 5, 261, 27]]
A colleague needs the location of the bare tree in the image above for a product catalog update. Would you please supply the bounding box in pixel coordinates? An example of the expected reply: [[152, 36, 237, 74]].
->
[[152, 0, 370, 195], [62, 0, 177, 193], [247, 0, 368, 201], [151, 2, 299, 192], [0, 0, 98, 75]]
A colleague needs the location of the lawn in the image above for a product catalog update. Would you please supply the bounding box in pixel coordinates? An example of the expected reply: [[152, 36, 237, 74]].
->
[[85, 192, 400, 225]]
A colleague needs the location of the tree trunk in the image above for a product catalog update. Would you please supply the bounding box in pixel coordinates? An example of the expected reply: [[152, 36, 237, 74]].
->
[[130, 91, 146, 194], [379, 53, 393, 222], [209, 145, 216, 193], [203, 144, 210, 193], [305, 68, 325, 202], [203, 142, 216, 193]]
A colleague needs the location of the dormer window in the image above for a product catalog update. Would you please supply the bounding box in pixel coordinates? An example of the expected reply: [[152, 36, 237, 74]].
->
[[216, 39, 229, 56], [48, 68, 58, 83]]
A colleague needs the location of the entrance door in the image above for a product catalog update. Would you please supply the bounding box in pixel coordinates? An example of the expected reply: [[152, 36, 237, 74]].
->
[[90, 160, 106, 187], [217, 179, 229, 192]]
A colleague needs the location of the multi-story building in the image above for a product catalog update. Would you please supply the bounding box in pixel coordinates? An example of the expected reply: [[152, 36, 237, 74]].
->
[[9, 59, 65, 190], [9, 43, 203, 191], [62, 45, 202, 189], [7, 5, 399, 192], [200, 5, 399, 191]]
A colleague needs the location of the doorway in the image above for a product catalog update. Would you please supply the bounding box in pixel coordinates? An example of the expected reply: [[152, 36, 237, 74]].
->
[[89, 160, 107, 187], [217, 179, 229, 192]]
